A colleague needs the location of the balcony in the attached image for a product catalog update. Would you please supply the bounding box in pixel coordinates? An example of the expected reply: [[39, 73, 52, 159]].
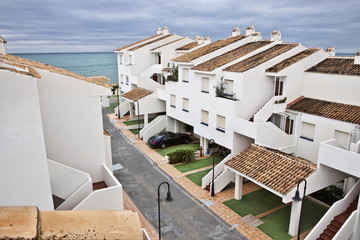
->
[[318, 139, 360, 178]]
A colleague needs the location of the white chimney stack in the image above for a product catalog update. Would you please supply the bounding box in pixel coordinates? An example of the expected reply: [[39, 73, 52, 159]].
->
[[246, 25, 255, 36], [157, 27, 162, 34], [0, 36, 7, 55], [326, 47, 336, 56], [162, 26, 169, 35], [355, 50, 360, 65], [271, 30, 281, 41], [232, 27, 240, 37], [204, 37, 211, 45]]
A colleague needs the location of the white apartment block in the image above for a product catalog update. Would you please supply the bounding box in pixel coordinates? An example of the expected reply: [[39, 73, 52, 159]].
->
[[0, 42, 123, 211], [114, 27, 360, 239]]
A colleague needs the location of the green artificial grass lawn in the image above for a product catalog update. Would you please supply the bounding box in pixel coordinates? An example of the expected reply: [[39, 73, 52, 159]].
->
[[223, 188, 283, 216], [123, 118, 156, 126], [129, 129, 140, 134], [174, 155, 224, 173], [108, 102, 119, 113], [156, 143, 200, 157], [258, 198, 327, 240], [185, 169, 212, 186]]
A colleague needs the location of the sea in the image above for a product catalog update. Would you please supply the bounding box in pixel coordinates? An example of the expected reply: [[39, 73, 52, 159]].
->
[[13, 52, 118, 84]]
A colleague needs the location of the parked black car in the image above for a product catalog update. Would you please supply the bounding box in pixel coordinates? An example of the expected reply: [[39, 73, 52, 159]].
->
[[148, 131, 191, 149]]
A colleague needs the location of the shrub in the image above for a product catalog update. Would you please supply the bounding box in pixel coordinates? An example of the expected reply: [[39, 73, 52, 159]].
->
[[168, 148, 196, 164]]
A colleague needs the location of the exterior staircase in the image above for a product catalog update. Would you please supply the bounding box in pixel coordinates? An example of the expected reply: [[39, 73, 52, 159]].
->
[[317, 196, 358, 240]]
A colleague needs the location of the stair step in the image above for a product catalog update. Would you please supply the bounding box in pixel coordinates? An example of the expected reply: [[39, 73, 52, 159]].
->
[[327, 224, 338, 233], [330, 219, 343, 229], [318, 233, 332, 240], [324, 228, 336, 238]]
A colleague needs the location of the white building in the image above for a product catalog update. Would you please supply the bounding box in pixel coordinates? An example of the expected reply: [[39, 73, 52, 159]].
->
[[0, 42, 123, 211]]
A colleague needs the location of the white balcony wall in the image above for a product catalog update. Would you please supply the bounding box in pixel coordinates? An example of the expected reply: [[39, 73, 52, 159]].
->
[[319, 139, 360, 178], [136, 93, 166, 115], [104, 134, 112, 171], [138, 75, 165, 92], [74, 164, 123, 210], [140, 115, 166, 141], [0, 71, 53, 211], [253, 95, 286, 123]]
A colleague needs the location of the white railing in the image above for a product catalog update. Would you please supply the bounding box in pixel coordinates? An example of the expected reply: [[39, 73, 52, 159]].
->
[[139, 115, 166, 141], [211, 168, 235, 194], [202, 154, 234, 189], [138, 76, 165, 92], [156, 88, 167, 101], [47, 159, 93, 210], [318, 139, 360, 178], [333, 211, 358, 240], [305, 180, 360, 240], [73, 164, 123, 210], [253, 95, 285, 123], [115, 99, 130, 118], [140, 64, 162, 78]]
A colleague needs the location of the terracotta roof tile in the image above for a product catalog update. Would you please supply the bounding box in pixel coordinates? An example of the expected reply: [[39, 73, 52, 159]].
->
[[287, 97, 360, 124], [172, 35, 247, 63], [122, 87, 153, 101], [88, 76, 110, 82], [225, 144, 316, 195], [176, 41, 202, 51], [0, 36, 6, 43], [114, 34, 161, 51], [306, 57, 360, 76], [0, 54, 110, 88], [224, 43, 299, 73], [266, 48, 321, 72], [128, 34, 173, 51], [192, 41, 272, 72], [151, 37, 187, 51]]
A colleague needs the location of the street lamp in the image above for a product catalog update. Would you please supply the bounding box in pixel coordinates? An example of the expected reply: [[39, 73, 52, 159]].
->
[[209, 139, 216, 197], [116, 86, 120, 119], [292, 178, 307, 240], [157, 182, 174, 240], [133, 100, 140, 136]]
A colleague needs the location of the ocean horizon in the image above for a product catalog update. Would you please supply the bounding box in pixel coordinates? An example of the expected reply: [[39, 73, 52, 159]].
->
[[13, 52, 118, 84]]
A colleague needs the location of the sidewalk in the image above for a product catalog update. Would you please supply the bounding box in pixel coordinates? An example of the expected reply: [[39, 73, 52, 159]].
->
[[108, 113, 309, 240]]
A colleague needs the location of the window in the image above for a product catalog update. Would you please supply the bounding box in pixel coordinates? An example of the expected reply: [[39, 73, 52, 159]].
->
[[126, 76, 129, 85], [284, 117, 294, 135], [182, 98, 189, 112], [128, 55, 133, 65], [274, 77, 284, 96], [216, 115, 226, 132], [156, 53, 161, 64], [300, 122, 315, 141], [170, 94, 176, 108], [119, 55, 123, 65], [201, 110, 209, 126], [183, 68, 189, 83], [201, 77, 210, 93], [120, 74, 124, 84], [224, 79, 234, 97]]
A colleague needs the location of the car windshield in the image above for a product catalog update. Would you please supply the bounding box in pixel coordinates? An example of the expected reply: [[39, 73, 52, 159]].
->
[[152, 133, 165, 141]]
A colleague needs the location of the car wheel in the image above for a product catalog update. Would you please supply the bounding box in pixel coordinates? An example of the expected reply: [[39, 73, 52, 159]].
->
[[185, 138, 190, 144], [160, 143, 166, 149]]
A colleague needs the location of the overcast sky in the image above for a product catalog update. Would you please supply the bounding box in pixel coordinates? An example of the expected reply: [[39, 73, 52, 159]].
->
[[1, 0, 359, 54]]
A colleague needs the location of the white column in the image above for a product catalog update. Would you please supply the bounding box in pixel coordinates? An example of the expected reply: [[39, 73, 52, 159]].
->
[[234, 174, 243, 200], [204, 139, 209, 155], [144, 113, 149, 126], [130, 103, 134, 118], [344, 177, 357, 195], [288, 200, 302, 236]]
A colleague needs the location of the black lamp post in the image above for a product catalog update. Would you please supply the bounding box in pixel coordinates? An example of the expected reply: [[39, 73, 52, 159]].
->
[[292, 178, 307, 240], [133, 100, 140, 136], [116, 87, 120, 119], [209, 139, 215, 197], [157, 182, 174, 240]]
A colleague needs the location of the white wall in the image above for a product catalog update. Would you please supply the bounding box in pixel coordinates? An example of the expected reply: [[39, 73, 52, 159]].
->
[[37, 70, 108, 182], [0, 71, 53, 210]]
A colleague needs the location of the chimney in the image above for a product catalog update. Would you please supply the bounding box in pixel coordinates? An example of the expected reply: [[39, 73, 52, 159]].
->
[[162, 26, 169, 35], [204, 37, 211, 45], [157, 27, 162, 35], [355, 50, 360, 65], [232, 27, 240, 37], [325, 47, 335, 56], [252, 32, 262, 41], [197, 37, 204, 44], [246, 25, 255, 36], [0, 36, 7, 55], [271, 30, 281, 41]]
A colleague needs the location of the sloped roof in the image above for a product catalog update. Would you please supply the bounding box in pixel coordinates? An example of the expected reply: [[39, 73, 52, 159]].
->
[[266, 48, 321, 72], [306, 57, 360, 76], [151, 37, 187, 51], [122, 87, 153, 101], [176, 41, 202, 51], [224, 43, 299, 73], [172, 35, 247, 63], [287, 97, 360, 124], [114, 34, 161, 51], [88, 76, 110, 82], [128, 34, 173, 51], [0, 36, 6, 43], [226, 144, 316, 195], [0, 54, 110, 88], [192, 41, 272, 72]]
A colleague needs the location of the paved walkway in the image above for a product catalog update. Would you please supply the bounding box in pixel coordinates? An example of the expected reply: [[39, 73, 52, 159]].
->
[[106, 112, 310, 240]]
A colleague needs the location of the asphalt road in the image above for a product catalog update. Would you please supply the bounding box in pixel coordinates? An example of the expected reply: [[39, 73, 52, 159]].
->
[[102, 108, 247, 240]]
